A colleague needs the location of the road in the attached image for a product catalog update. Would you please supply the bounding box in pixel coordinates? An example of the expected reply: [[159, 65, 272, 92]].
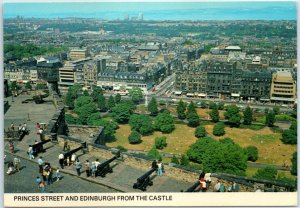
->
[[4, 153, 116, 193]]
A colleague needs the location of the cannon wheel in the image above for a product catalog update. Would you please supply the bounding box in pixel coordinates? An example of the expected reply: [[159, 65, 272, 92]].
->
[[133, 183, 138, 189]]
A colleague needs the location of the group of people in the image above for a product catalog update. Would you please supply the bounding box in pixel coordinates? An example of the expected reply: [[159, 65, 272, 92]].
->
[[36, 157, 62, 193], [198, 172, 212, 192], [151, 160, 164, 176], [214, 179, 239, 192], [58, 153, 78, 169]]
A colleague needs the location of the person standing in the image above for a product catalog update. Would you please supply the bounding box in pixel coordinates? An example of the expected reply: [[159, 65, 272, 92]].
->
[[36, 176, 42, 187], [157, 160, 163, 176], [63, 141, 68, 152], [75, 159, 82, 176], [13, 156, 21, 172], [84, 160, 91, 177], [38, 157, 44, 174], [71, 153, 76, 165], [39, 181, 46, 193], [8, 141, 14, 154], [28, 145, 34, 159], [55, 168, 62, 181], [214, 180, 221, 192], [233, 181, 239, 192], [58, 153, 64, 169], [10, 122, 15, 131], [91, 162, 97, 178]]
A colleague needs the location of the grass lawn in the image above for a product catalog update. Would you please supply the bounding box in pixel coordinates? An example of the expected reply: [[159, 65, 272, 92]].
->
[[107, 121, 297, 167], [245, 167, 296, 181], [167, 106, 226, 119]]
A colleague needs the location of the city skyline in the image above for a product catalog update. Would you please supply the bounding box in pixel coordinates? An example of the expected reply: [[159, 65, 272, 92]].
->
[[4, 2, 297, 20]]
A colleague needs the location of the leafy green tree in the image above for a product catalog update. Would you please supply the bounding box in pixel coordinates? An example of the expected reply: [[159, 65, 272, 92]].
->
[[65, 84, 82, 109], [171, 155, 179, 164], [200, 101, 207, 109], [281, 129, 297, 144], [245, 146, 258, 162], [155, 136, 167, 150], [107, 95, 115, 111], [75, 96, 93, 108], [254, 167, 277, 180], [112, 102, 135, 124], [65, 114, 80, 124], [25, 82, 32, 90], [209, 103, 220, 123], [147, 147, 162, 160], [86, 113, 101, 126], [148, 97, 158, 116], [209, 101, 215, 109], [218, 102, 225, 110], [97, 94, 107, 112], [187, 137, 247, 175], [154, 112, 175, 133], [128, 131, 142, 144], [290, 121, 297, 131], [180, 154, 190, 166], [75, 102, 97, 125], [91, 86, 103, 102], [291, 151, 297, 175], [187, 101, 197, 115], [177, 99, 186, 119], [129, 87, 143, 104], [115, 93, 121, 104], [129, 114, 154, 135], [195, 126, 207, 138], [91, 119, 118, 141], [10, 81, 17, 91], [35, 84, 47, 89], [273, 106, 280, 115], [224, 105, 241, 127], [187, 112, 200, 127], [213, 122, 225, 136], [83, 90, 89, 96], [265, 111, 275, 127], [243, 106, 253, 125], [219, 137, 235, 144]]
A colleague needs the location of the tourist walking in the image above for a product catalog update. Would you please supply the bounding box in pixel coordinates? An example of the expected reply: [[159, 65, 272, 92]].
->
[[7, 161, 14, 175], [157, 160, 163, 176], [71, 153, 76, 165], [75, 159, 82, 176], [58, 153, 64, 169], [10, 122, 15, 131], [39, 181, 46, 193], [28, 145, 34, 159], [55, 168, 62, 181], [8, 140, 14, 154], [63, 141, 68, 152], [233, 181, 239, 192], [38, 157, 44, 173], [91, 162, 97, 178], [13, 156, 21, 172], [214, 180, 221, 192], [84, 160, 91, 177]]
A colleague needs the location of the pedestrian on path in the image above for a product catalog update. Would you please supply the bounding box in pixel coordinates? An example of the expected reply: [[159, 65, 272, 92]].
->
[[38, 157, 44, 174], [75, 159, 82, 176], [36, 176, 42, 187], [28, 145, 34, 159], [84, 160, 91, 177], [91, 162, 97, 178], [39, 181, 46, 193], [55, 168, 62, 181], [157, 160, 163, 176], [10, 122, 15, 131], [9, 140, 14, 154], [13, 156, 21, 172], [63, 141, 68, 152], [58, 153, 64, 169], [7, 161, 14, 175]]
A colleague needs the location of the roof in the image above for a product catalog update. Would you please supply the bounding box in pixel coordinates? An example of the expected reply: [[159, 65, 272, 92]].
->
[[225, 46, 241, 50]]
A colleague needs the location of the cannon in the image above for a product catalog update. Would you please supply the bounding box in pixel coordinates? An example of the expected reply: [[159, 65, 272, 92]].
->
[[96, 152, 120, 177], [185, 181, 200, 192], [63, 142, 87, 163], [32, 139, 51, 156], [133, 168, 157, 191]]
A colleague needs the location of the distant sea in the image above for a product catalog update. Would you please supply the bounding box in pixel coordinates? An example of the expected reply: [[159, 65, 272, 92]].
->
[[4, 2, 297, 20]]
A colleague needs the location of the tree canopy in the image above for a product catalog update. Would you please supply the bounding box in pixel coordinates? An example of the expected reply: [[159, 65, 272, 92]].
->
[[65, 84, 82, 109], [265, 111, 276, 127], [291, 151, 297, 175], [128, 131, 142, 144], [154, 111, 175, 133], [187, 112, 200, 127], [243, 106, 253, 125], [209, 103, 220, 123], [147, 147, 162, 160], [129, 114, 154, 136], [213, 122, 225, 136], [128, 87, 143, 104], [148, 97, 158, 116], [177, 99, 186, 120], [107, 95, 115, 111], [224, 105, 241, 127], [195, 126, 207, 138], [112, 101, 135, 124]]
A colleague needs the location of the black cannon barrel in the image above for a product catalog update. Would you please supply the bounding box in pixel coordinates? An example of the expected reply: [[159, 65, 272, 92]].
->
[[137, 168, 156, 183], [32, 139, 51, 152], [185, 181, 200, 192], [97, 155, 119, 170], [63, 142, 86, 158]]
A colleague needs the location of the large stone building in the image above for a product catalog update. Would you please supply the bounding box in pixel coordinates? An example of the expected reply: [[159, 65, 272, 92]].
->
[[83, 61, 99, 86], [69, 48, 89, 60], [270, 69, 296, 104]]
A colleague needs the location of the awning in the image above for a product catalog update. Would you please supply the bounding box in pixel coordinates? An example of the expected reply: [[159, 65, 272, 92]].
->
[[270, 97, 295, 102], [174, 91, 182, 95], [198, 93, 206, 97], [231, 93, 240, 97]]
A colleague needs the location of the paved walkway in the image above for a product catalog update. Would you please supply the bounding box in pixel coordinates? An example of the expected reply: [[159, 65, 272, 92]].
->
[[4, 93, 193, 193]]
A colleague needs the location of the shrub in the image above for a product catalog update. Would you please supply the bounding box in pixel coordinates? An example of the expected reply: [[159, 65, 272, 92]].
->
[[147, 147, 162, 160], [128, 131, 142, 144], [281, 129, 297, 144], [116, 145, 128, 152], [195, 126, 207, 138], [155, 136, 167, 150], [291, 151, 297, 175], [245, 146, 258, 162], [171, 155, 179, 164], [213, 122, 225, 136], [180, 154, 190, 166], [254, 167, 277, 180]]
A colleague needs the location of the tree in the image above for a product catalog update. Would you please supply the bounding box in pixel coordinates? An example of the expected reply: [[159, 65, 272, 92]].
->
[[187, 101, 197, 115], [91, 86, 103, 102], [128, 131, 142, 144], [107, 95, 115, 111], [115, 93, 121, 104], [213, 122, 225, 136], [254, 167, 277, 180], [209, 101, 215, 109], [83, 90, 89, 96], [36, 84, 47, 89], [209, 103, 220, 123], [281, 129, 297, 144], [75, 96, 93, 109], [195, 126, 207, 138], [243, 106, 253, 125], [154, 112, 175, 133], [171, 155, 179, 164], [187, 137, 247, 175], [291, 151, 297, 175], [129, 87, 143, 104], [65, 84, 82, 109], [218, 102, 225, 110], [187, 112, 200, 127], [273, 106, 280, 115], [65, 114, 80, 125], [155, 136, 167, 150], [180, 154, 190, 166], [147, 147, 162, 160], [224, 105, 241, 127], [91, 119, 118, 141], [177, 99, 186, 119], [25, 82, 32, 90], [129, 114, 154, 136], [200, 101, 207, 109], [148, 97, 158, 116], [97, 94, 107, 112], [245, 146, 258, 162], [112, 102, 135, 124], [75, 102, 97, 125], [265, 111, 275, 127], [86, 113, 101, 126]]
